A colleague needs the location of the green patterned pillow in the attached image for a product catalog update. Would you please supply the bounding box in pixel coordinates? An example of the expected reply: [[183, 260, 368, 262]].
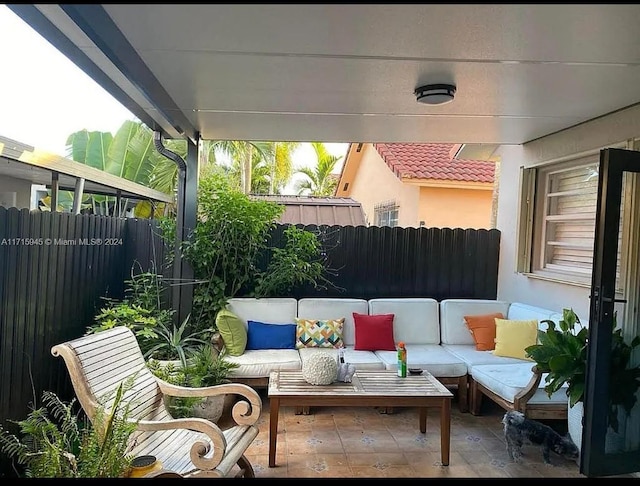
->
[[295, 317, 345, 349]]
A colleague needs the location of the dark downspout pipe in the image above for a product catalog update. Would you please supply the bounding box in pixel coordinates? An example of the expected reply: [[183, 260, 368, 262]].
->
[[153, 131, 187, 322]]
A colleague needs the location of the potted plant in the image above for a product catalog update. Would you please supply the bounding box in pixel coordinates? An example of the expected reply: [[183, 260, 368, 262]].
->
[[525, 308, 640, 448], [144, 314, 213, 369], [0, 382, 137, 478], [147, 345, 238, 422]]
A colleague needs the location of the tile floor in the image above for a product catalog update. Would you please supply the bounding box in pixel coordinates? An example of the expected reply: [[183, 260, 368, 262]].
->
[[226, 390, 589, 478]]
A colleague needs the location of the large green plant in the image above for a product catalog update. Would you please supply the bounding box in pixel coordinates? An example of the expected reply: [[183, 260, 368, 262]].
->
[[525, 308, 640, 433], [0, 382, 136, 478], [180, 172, 284, 328]]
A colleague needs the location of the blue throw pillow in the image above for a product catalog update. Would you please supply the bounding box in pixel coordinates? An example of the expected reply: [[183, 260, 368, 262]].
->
[[246, 320, 297, 350]]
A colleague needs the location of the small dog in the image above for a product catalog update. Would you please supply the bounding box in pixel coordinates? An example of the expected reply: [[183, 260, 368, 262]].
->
[[502, 410, 579, 465]]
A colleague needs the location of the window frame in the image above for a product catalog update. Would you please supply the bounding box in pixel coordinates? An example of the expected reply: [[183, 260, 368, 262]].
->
[[517, 150, 631, 292], [374, 200, 399, 227]]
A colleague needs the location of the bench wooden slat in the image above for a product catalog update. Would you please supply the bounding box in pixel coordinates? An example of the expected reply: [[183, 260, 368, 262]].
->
[[51, 327, 262, 478]]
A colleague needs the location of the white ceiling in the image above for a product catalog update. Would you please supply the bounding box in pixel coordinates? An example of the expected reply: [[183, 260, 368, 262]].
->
[[11, 4, 640, 147]]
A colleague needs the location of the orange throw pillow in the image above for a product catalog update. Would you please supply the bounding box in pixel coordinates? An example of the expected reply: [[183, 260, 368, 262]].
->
[[463, 312, 504, 351]]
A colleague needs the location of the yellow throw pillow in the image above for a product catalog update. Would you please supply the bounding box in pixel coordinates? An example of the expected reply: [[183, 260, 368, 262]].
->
[[492, 318, 538, 360]]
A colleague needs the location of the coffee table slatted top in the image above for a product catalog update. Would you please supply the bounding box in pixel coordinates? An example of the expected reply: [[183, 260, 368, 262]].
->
[[268, 370, 453, 398]]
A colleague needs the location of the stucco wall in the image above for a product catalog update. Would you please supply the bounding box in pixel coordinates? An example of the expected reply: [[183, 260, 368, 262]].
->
[[347, 144, 419, 227], [0, 176, 32, 209], [496, 103, 640, 320], [419, 186, 492, 229]]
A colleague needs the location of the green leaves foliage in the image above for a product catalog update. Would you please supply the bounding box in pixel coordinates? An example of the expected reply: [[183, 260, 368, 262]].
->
[[525, 308, 640, 433], [0, 382, 136, 477]]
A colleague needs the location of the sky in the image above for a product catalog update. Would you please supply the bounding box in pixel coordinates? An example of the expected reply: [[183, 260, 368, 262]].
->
[[0, 6, 347, 191]]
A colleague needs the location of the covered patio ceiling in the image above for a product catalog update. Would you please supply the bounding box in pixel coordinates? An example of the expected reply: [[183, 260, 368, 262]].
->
[[8, 4, 640, 154]]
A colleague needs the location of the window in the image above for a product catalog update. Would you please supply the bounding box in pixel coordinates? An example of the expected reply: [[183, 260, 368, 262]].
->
[[374, 201, 399, 227], [517, 153, 628, 290]]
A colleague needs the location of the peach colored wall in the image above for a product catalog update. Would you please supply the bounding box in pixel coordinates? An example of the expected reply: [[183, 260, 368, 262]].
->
[[346, 144, 419, 227], [418, 186, 493, 229], [346, 144, 493, 228]]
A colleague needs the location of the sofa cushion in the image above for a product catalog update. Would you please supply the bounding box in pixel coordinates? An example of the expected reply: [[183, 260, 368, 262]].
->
[[298, 298, 368, 347], [470, 362, 569, 406], [463, 312, 504, 351], [374, 344, 467, 378], [493, 318, 537, 360], [215, 309, 247, 356], [295, 318, 345, 349], [353, 312, 396, 351], [369, 298, 440, 344], [298, 347, 385, 370], [441, 344, 527, 371], [227, 297, 297, 326], [246, 321, 297, 350], [439, 299, 511, 345], [506, 302, 556, 329], [225, 349, 302, 378]]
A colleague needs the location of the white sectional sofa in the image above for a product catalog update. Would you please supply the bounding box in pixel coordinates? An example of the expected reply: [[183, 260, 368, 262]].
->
[[218, 296, 575, 419], [439, 299, 572, 419], [223, 296, 470, 411]]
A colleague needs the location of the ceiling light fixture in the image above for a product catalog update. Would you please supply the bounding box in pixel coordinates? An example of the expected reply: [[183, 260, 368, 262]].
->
[[414, 83, 456, 105]]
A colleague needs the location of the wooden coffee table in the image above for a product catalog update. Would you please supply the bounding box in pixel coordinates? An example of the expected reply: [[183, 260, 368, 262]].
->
[[267, 369, 453, 467]]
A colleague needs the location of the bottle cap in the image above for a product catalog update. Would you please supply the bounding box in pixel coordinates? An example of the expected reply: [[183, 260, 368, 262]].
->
[[398, 341, 405, 347]]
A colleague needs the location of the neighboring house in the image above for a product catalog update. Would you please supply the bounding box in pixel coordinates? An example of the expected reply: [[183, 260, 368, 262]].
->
[[0, 135, 172, 213], [335, 142, 496, 229], [251, 195, 366, 226]]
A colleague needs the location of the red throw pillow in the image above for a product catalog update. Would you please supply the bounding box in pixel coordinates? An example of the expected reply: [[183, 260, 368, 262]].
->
[[463, 312, 504, 351], [353, 312, 396, 351]]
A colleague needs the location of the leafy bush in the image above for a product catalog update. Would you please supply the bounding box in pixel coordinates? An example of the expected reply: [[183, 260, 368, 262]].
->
[[159, 171, 340, 333], [525, 308, 640, 433]]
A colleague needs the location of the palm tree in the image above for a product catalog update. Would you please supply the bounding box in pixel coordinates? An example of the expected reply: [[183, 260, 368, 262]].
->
[[208, 140, 269, 194], [293, 142, 341, 196], [265, 141, 300, 194]]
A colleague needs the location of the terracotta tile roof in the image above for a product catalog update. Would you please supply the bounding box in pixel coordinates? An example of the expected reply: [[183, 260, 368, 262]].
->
[[251, 195, 366, 226], [373, 143, 495, 183]]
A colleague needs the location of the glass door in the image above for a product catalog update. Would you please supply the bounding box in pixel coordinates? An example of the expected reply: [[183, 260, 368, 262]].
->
[[583, 147, 640, 477]]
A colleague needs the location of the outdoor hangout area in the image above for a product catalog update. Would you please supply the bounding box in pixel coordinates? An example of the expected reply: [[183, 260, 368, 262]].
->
[[3, 4, 640, 479]]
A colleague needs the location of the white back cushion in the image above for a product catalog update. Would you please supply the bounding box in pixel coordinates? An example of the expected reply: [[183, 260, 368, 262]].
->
[[439, 299, 510, 345], [507, 302, 557, 331], [227, 297, 297, 328], [368, 298, 440, 344], [297, 298, 368, 346]]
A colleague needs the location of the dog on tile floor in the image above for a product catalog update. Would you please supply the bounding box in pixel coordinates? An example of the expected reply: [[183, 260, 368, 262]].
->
[[502, 410, 579, 466]]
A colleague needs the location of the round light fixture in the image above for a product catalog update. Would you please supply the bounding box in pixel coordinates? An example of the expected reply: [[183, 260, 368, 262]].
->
[[414, 83, 456, 105]]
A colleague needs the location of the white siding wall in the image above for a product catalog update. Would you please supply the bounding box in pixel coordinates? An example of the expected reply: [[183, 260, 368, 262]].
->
[[497, 103, 640, 320]]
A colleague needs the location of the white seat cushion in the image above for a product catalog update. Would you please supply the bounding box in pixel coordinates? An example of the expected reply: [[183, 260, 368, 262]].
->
[[226, 349, 301, 378], [298, 346, 385, 370], [470, 362, 568, 405], [442, 343, 529, 371], [375, 344, 467, 377]]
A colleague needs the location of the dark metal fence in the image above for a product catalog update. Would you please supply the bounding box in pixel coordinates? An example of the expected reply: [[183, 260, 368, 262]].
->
[[260, 224, 501, 301], [0, 209, 166, 451]]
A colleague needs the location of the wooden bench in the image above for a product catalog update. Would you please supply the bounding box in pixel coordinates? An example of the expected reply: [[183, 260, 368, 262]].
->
[[51, 326, 262, 478]]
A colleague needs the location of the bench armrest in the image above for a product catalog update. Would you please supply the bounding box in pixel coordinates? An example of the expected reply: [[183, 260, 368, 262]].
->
[[513, 365, 544, 411]]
